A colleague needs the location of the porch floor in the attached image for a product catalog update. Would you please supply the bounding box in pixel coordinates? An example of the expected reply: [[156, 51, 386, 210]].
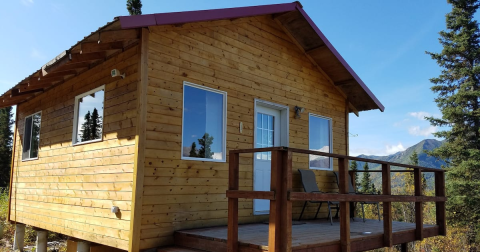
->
[[173, 218, 439, 252]]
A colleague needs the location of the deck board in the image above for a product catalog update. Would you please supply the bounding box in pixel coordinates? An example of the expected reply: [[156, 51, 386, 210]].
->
[[174, 218, 438, 252]]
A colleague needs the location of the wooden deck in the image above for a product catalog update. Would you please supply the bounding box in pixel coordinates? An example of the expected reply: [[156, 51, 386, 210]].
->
[[169, 218, 439, 252]]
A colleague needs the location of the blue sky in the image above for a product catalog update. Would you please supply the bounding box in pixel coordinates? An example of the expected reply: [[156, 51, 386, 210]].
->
[[0, 0, 464, 156]]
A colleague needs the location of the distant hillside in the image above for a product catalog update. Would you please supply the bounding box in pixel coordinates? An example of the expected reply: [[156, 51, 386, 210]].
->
[[352, 139, 446, 191], [354, 139, 446, 170]]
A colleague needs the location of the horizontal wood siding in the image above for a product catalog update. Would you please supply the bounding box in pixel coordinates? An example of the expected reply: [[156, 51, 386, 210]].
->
[[140, 16, 346, 249], [10, 45, 140, 250]]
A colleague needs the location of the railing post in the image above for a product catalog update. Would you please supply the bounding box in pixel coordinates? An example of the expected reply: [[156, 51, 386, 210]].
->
[[268, 149, 292, 252], [435, 171, 447, 236], [382, 164, 392, 247], [414, 168, 423, 241], [228, 152, 239, 252], [339, 157, 351, 252]]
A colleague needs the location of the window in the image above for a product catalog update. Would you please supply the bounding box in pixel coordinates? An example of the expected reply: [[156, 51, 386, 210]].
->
[[22, 112, 41, 161], [73, 85, 105, 145], [309, 114, 332, 170], [181, 82, 226, 162]]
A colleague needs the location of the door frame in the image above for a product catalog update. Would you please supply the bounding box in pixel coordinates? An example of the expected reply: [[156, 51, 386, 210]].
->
[[253, 99, 289, 215]]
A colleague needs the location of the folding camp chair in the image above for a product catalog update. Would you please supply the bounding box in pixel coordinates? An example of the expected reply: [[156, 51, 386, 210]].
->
[[298, 169, 340, 225], [333, 171, 380, 222]]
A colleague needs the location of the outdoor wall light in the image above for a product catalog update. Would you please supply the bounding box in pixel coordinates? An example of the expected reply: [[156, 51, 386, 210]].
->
[[111, 69, 125, 79], [294, 106, 305, 119]]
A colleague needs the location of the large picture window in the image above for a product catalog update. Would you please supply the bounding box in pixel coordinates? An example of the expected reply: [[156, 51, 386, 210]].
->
[[181, 82, 226, 162], [22, 112, 41, 161], [309, 114, 333, 170], [72, 85, 105, 145]]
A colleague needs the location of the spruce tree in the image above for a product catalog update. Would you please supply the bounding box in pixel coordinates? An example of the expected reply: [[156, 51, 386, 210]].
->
[[91, 108, 102, 140], [127, 0, 142, 15], [0, 107, 13, 187], [426, 0, 480, 244], [80, 111, 92, 141], [189, 142, 198, 157], [350, 160, 359, 191], [360, 163, 372, 194], [197, 133, 214, 159]]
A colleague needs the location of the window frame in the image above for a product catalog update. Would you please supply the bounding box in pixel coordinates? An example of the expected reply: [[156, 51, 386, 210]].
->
[[72, 85, 105, 146], [308, 113, 333, 170], [181, 81, 227, 162], [22, 111, 42, 161]]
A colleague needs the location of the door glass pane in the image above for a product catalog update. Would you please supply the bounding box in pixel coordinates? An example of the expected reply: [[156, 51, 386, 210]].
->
[[256, 113, 274, 160]]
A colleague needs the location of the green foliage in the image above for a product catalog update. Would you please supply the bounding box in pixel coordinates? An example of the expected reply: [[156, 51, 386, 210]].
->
[[197, 133, 214, 159], [189, 142, 198, 157], [426, 0, 480, 245], [0, 107, 13, 187], [126, 0, 142, 15], [80, 109, 102, 142], [350, 160, 359, 191], [360, 163, 374, 194]]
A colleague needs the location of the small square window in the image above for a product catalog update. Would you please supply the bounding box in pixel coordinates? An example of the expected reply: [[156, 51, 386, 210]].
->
[[72, 85, 105, 145], [309, 114, 333, 170], [22, 112, 41, 161], [181, 82, 227, 162]]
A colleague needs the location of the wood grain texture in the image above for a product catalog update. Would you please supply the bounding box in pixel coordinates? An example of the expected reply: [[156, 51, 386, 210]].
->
[[139, 15, 347, 249], [9, 43, 139, 250]]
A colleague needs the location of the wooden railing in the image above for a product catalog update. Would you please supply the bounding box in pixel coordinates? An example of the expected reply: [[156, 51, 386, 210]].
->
[[227, 147, 446, 252]]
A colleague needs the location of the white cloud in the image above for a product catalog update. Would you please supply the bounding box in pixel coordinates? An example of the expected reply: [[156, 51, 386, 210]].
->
[[408, 125, 437, 137], [20, 0, 34, 6], [30, 48, 45, 60], [408, 112, 431, 121], [385, 143, 406, 155]]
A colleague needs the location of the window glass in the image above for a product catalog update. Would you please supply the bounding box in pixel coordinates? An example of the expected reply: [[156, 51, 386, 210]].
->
[[256, 113, 274, 160], [309, 114, 332, 170], [22, 112, 41, 160], [74, 87, 104, 144], [182, 83, 226, 161]]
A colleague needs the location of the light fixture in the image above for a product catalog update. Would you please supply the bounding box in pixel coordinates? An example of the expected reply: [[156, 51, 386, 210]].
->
[[294, 106, 305, 119], [111, 69, 125, 79]]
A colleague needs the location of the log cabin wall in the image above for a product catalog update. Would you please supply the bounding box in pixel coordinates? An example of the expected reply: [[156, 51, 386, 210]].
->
[[140, 15, 347, 248], [9, 44, 140, 250]]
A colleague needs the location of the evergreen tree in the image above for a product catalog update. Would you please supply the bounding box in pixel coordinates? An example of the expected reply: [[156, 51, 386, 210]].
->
[[189, 142, 198, 157], [91, 108, 102, 140], [0, 107, 13, 187], [360, 163, 373, 194], [126, 0, 142, 15], [80, 111, 92, 141], [426, 0, 480, 244], [197, 133, 214, 159], [350, 160, 359, 191]]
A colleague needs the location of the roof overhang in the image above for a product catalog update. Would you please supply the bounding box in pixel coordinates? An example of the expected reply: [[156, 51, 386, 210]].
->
[[1, 2, 384, 113]]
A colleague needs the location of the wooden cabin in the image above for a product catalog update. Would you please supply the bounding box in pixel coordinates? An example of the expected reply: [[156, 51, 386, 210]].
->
[[2, 2, 446, 252]]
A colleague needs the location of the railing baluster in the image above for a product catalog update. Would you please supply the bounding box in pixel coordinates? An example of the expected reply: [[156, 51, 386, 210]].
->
[[414, 168, 424, 240], [339, 157, 351, 252], [435, 171, 447, 236], [227, 152, 239, 252], [382, 164, 392, 247]]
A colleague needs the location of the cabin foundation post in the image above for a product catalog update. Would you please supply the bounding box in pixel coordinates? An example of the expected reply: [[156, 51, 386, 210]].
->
[[35, 229, 48, 252], [400, 243, 409, 252], [13, 223, 26, 251], [77, 240, 91, 252]]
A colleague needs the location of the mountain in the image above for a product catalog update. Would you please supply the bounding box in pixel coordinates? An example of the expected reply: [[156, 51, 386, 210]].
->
[[353, 139, 446, 191], [355, 139, 446, 170]]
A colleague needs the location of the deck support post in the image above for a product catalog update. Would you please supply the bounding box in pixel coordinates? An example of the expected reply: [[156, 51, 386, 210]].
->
[[35, 229, 48, 252], [382, 164, 392, 247], [227, 152, 239, 252], [77, 240, 91, 252], [268, 149, 292, 252], [435, 171, 447, 236], [400, 243, 409, 252], [338, 157, 351, 252], [13, 223, 26, 251], [414, 168, 424, 240]]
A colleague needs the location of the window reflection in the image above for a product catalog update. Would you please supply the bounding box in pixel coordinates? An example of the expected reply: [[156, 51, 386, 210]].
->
[[182, 84, 225, 161], [75, 89, 104, 144], [309, 114, 332, 169], [22, 112, 41, 160]]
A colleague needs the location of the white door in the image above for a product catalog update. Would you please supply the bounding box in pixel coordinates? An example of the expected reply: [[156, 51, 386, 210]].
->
[[253, 105, 281, 215]]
